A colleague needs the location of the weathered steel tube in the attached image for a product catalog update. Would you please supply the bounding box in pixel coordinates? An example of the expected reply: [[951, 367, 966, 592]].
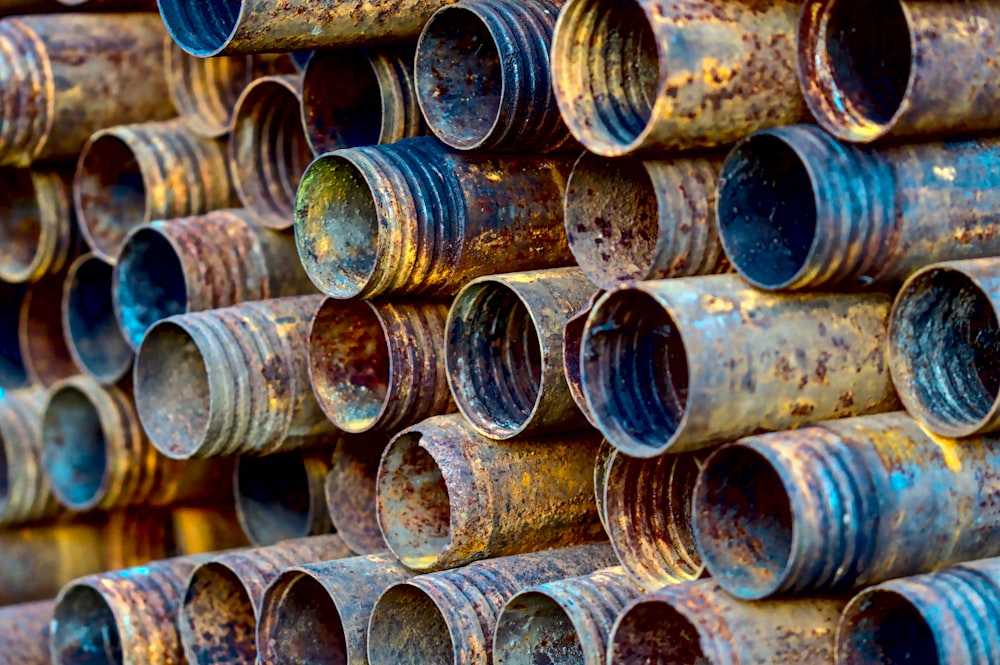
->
[[694, 411, 1000, 599], [493, 567, 643, 665], [415, 0, 574, 152], [608, 580, 843, 664], [593, 438, 613, 532], [114, 209, 316, 349], [367, 543, 617, 665], [446, 268, 594, 438], [605, 450, 706, 589], [310, 298, 453, 434], [0, 13, 173, 167], [295, 137, 575, 299], [0, 600, 53, 665], [75, 119, 235, 262], [0, 282, 28, 389], [717, 125, 1000, 291], [0, 168, 75, 284], [63, 254, 133, 385], [41, 375, 234, 511], [302, 47, 424, 156], [376, 414, 603, 572], [565, 151, 727, 290], [836, 557, 1000, 665], [19, 272, 78, 386], [134, 295, 338, 459], [258, 553, 414, 665], [0, 388, 60, 527], [179, 535, 351, 665], [157, 0, 459, 56], [326, 435, 390, 555], [888, 258, 1000, 438], [235, 452, 334, 547], [564, 290, 603, 429], [800, 0, 1000, 143], [581, 274, 898, 456], [230, 75, 312, 230], [551, 0, 805, 156]]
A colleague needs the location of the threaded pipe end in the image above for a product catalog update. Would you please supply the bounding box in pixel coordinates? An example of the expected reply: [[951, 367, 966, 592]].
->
[[156, 0, 242, 58], [165, 37, 253, 138], [0, 18, 51, 167]]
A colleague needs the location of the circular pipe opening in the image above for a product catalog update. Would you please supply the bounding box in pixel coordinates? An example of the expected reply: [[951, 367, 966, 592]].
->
[[294, 154, 379, 298], [0, 169, 42, 281], [41, 384, 108, 510], [493, 592, 585, 665], [0, 283, 28, 388], [717, 134, 817, 290], [368, 585, 454, 665], [837, 589, 938, 664], [260, 572, 348, 665], [66, 256, 133, 383], [115, 228, 188, 348], [181, 562, 258, 665], [608, 597, 706, 663], [694, 445, 794, 598], [582, 289, 688, 456], [51, 585, 122, 665], [235, 453, 314, 546], [157, 0, 242, 57], [377, 433, 451, 568], [20, 279, 77, 386], [302, 50, 384, 155]]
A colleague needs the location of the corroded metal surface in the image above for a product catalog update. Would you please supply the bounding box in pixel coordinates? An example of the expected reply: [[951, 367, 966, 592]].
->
[[0, 168, 76, 284], [608, 580, 843, 664], [800, 0, 1000, 143], [179, 535, 351, 665], [0, 13, 173, 166], [19, 272, 78, 386], [446, 268, 594, 438], [295, 137, 574, 299], [717, 125, 1000, 291], [326, 435, 391, 555], [582, 274, 899, 457], [310, 297, 454, 434], [493, 567, 643, 665], [0, 600, 53, 665], [376, 413, 603, 572], [563, 289, 603, 429], [694, 411, 1000, 598], [551, 0, 805, 156], [134, 295, 339, 459], [367, 543, 617, 665], [593, 438, 613, 533], [415, 0, 574, 152], [0, 387, 61, 527], [114, 209, 316, 349]]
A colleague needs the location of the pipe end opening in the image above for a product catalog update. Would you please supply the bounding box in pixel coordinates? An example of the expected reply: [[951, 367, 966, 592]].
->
[[261, 572, 348, 665], [608, 597, 707, 663], [303, 51, 384, 154], [66, 257, 132, 384], [494, 591, 585, 665], [76, 134, 147, 261], [157, 0, 242, 57], [368, 584, 454, 665], [235, 453, 314, 546], [0, 283, 27, 389], [836, 589, 938, 665], [181, 562, 258, 665], [0, 169, 42, 281], [116, 228, 188, 348], [51, 585, 122, 665], [41, 384, 107, 510]]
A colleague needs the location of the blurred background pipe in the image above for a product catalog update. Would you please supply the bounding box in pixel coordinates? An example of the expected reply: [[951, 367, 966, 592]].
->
[[168, 503, 251, 556], [0, 600, 53, 665], [0, 387, 61, 527], [0, 282, 28, 389], [326, 435, 391, 555], [563, 290, 603, 429], [0, 168, 76, 284], [18, 272, 78, 386]]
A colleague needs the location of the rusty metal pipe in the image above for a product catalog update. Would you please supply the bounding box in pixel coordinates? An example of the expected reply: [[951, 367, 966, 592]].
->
[[564, 290, 603, 429], [19, 272, 78, 386], [310, 298, 453, 434], [294, 137, 574, 299], [593, 438, 613, 532], [551, 0, 805, 157], [0, 13, 173, 167], [415, 0, 573, 152], [134, 295, 338, 459], [800, 0, 1000, 143], [493, 567, 643, 665], [302, 47, 424, 157], [0, 168, 74, 284], [64, 254, 133, 385], [0, 600, 54, 665], [376, 414, 603, 572], [581, 274, 898, 456], [693, 411, 1000, 599], [446, 268, 594, 438], [717, 125, 1000, 291], [179, 535, 351, 665], [75, 119, 235, 262], [608, 580, 843, 664], [565, 152, 727, 290], [0, 388, 61, 527], [114, 209, 316, 349], [326, 435, 390, 555], [235, 452, 334, 547], [367, 543, 617, 665], [888, 258, 1000, 438], [0, 283, 28, 389]]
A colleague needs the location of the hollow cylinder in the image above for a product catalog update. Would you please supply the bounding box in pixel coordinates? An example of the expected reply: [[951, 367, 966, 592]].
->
[[608, 580, 843, 664], [41, 375, 234, 511], [494, 567, 643, 665], [415, 0, 573, 152], [800, 0, 1000, 143], [258, 553, 415, 665], [19, 272, 78, 386], [235, 452, 334, 547], [888, 257, 1000, 438], [0, 168, 75, 284], [367, 543, 617, 665], [295, 137, 575, 299], [114, 209, 316, 349], [581, 274, 898, 457], [0, 13, 174, 167], [694, 411, 1000, 599], [376, 413, 603, 572], [837, 557, 1000, 665], [302, 47, 424, 156], [446, 268, 594, 438], [134, 295, 338, 459], [326, 435, 390, 555], [179, 535, 351, 665], [75, 119, 235, 262], [565, 152, 727, 290], [0, 388, 60, 527], [717, 124, 1000, 291], [551, 0, 805, 157], [0, 282, 28, 389], [310, 298, 453, 434], [564, 290, 603, 429], [0, 600, 53, 665]]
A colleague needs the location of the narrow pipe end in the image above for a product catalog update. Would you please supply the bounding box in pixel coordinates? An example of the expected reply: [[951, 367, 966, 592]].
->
[[156, 0, 242, 57], [235, 453, 319, 547], [608, 593, 713, 664], [180, 562, 258, 665], [0, 282, 28, 389], [302, 50, 385, 155], [493, 591, 586, 665], [368, 583, 455, 665], [0, 169, 44, 283], [65, 255, 133, 385], [115, 226, 188, 349], [50, 584, 122, 665], [836, 588, 938, 665], [258, 571, 349, 665], [326, 436, 388, 555], [41, 380, 109, 510]]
